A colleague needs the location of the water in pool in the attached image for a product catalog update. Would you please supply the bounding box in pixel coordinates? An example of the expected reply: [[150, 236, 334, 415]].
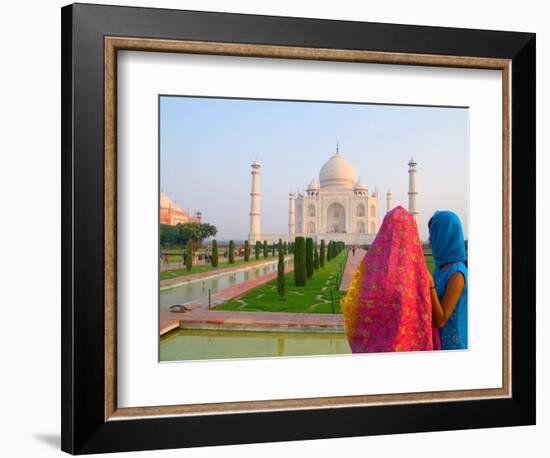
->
[[160, 259, 291, 310], [160, 329, 351, 361]]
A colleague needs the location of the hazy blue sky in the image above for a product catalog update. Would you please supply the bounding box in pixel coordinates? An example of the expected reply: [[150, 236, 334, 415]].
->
[[160, 96, 468, 241]]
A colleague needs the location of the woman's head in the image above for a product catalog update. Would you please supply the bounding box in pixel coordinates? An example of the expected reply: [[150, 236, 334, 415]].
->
[[428, 210, 466, 269], [376, 206, 422, 251]]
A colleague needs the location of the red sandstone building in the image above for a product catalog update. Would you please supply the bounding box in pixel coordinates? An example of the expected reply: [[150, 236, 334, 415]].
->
[[160, 192, 202, 226]]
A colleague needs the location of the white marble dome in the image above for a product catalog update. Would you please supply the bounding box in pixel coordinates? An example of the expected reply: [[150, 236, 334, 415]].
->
[[354, 178, 368, 191], [307, 179, 320, 191], [319, 150, 357, 188]]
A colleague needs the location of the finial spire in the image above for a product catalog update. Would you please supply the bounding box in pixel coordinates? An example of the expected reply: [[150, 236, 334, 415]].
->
[[336, 142, 340, 155]]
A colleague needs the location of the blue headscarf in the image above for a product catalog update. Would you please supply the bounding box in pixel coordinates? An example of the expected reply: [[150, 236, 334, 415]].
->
[[428, 211, 467, 269]]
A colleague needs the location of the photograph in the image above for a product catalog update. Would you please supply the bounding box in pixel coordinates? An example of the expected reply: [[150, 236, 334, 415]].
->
[[52, 2, 537, 454], [158, 96, 469, 361]]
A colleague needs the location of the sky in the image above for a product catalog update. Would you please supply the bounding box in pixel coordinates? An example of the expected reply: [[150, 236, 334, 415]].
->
[[160, 95, 468, 241]]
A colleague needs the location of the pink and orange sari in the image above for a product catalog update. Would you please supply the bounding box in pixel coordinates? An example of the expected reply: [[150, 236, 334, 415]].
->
[[341, 206, 439, 353]]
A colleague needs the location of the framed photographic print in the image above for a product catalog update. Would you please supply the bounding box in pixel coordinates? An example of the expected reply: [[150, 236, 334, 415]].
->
[[61, 3, 536, 454]]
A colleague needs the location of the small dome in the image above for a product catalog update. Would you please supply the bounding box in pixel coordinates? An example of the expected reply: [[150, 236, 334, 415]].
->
[[307, 179, 320, 191], [319, 149, 357, 189], [354, 179, 368, 191]]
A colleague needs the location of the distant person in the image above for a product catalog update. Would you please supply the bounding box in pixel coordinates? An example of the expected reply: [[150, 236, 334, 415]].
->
[[428, 211, 468, 350], [341, 206, 439, 353], [204, 249, 210, 265], [163, 253, 169, 266], [351, 245, 356, 256]]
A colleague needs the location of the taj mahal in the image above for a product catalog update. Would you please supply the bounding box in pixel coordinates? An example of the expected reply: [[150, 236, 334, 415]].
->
[[248, 146, 419, 246]]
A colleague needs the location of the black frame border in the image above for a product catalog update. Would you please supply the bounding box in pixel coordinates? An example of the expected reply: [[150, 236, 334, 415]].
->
[[61, 3, 536, 454]]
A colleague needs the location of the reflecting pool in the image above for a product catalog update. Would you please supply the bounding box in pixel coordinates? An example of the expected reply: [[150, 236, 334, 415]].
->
[[160, 328, 351, 361], [160, 259, 291, 310]]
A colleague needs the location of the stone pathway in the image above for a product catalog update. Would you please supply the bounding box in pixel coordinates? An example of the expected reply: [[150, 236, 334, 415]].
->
[[160, 308, 344, 336], [189, 263, 294, 309], [339, 247, 367, 291], [158, 253, 357, 336], [160, 263, 295, 334]]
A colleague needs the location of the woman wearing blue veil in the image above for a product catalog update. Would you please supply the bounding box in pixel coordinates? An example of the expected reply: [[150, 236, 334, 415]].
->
[[428, 210, 468, 350]]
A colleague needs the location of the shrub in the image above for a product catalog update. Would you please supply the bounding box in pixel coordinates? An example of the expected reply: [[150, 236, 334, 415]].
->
[[263, 240, 268, 258], [211, 240, 219, 267], [255, 241, 261, 259], [319, 240, 325, 267], [277, 240, 285, 300], [228, 240, 235, 264], [186, 239, 193, 271], [294, 237, 307, 286], [314, 244, 319, 270], [306, 237, 314, 279], [244, 240, 250, 262]]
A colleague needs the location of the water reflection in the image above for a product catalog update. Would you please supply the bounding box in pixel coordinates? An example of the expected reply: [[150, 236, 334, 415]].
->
[[160, 259, 291, 310], [160, 328, 351, 361]]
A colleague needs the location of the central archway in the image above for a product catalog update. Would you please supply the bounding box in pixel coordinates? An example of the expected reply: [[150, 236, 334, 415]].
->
[[326, 202, 346, 233]]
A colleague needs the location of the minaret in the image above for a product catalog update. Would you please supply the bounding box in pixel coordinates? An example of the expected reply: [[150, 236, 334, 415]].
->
[[248, 160, 261, 243], [386, 190, 392, 214], [408, 158, 419, 226], [288, 192, 296, 235]]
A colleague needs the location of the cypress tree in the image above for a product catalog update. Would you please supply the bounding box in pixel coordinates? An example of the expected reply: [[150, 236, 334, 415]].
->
[[293, 237, 307, 286], [263, 240, 268, 258], [228, 240, 235, 264], [305, 237, 314, 279], [244, 240, 250, 262], [326, 241, 332, 262], [283, 241, 288, 254], [277, 240, 285, 300], [319, 240, 325, 267], [314, 244, 319, 270], [186, 239, 193, 271], [211, 240, 219, 267], [255, 241, 261, 259]]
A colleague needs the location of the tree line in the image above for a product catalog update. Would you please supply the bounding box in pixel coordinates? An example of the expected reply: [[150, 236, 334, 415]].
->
[[160, 223, 218, 246], [179, 238, 293, 272]]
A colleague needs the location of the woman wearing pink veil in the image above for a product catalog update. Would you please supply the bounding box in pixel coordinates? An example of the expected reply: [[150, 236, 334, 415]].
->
[[341, 206, 439, 353]]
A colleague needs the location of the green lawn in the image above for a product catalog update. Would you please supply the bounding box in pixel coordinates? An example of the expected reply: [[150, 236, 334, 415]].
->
[[215, 251, 348, 314], [160, 258, 275, 281]]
